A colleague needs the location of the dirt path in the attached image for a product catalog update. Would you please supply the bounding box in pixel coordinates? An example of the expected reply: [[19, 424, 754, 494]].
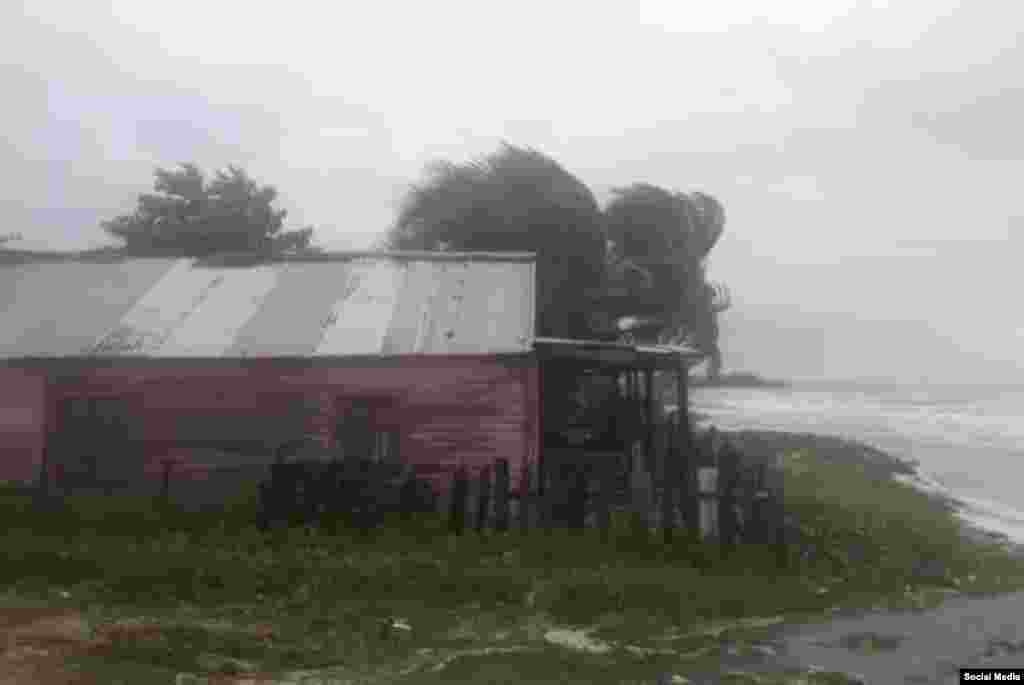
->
[[5, 594, 1024, 685], [0, 608, 100, 685]]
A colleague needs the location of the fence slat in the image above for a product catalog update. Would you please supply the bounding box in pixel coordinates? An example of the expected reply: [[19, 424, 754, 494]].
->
[[568, 465, 587, 532], [660, 455, 676, 544], [718, 441, 741, 550], [629, 454, 652, 532], [539, 459, 556, 534], [596, 457, 615, 543], [763, 464, 788, 567], [476, 465, 492, 534], [519, 463, 535, 534], [437, 475, 452, 523], [697, 466, 719, 540], [398, 464, 416, 522], [495, 456, 512, 532], [449, 467, 469, 536], [160, 459, 173, 507]]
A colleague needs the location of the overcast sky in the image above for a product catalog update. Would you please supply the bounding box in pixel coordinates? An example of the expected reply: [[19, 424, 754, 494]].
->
[[3, 0, 1021, 383]]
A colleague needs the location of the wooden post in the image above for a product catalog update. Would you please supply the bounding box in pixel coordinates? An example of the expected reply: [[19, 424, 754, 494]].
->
[[536, 363, 546, 499], [596, 456, 615, 543], [735, 465, 755, 543], [464, 469, 480, 532], [437, 475, 452, 525], [567, 464, 587, 532], [717, 441, 741, 550], [519, 462, 535, 534], [35, 448, 54, 513], [629, 448, 652, 531], [476, 465, 492, 534], [540, 453, 559, 534], [160, 458, 173, 507], [494, 459, 510, 533], [449, 467, 469, 536], [35, 384, 62, 513], [644, 368, 655, 475], [750, 464, 770, 544], [762, 464, 788, 568], [697, 464, 719, 540], [257, 479, 271, 531], [398, 464, 416, 523], [660, 443, 676, 545], [675, 363, 698, 536]]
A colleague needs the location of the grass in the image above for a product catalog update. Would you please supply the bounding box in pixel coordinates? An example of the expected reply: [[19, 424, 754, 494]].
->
[[2, 445, 1024, 683]]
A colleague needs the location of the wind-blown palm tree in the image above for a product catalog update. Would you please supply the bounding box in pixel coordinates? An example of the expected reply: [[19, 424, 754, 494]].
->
[[386, 143, 607, 339], [602, 184, 729, 376]]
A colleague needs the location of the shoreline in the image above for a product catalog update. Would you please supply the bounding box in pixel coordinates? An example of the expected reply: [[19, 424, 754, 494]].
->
[[715, 426, 1024, 556]]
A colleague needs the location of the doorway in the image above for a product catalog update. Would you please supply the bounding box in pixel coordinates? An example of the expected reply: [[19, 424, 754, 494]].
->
[[53, 395, 140, 492]]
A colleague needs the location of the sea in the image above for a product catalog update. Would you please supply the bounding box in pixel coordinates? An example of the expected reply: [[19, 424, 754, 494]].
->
[[690, 382, 1024, 543]]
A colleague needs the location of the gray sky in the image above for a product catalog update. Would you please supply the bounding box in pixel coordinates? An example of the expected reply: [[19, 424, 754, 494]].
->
[[4, 0, 1022, 383]]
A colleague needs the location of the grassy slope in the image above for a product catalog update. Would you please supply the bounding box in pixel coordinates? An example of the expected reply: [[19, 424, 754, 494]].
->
[[2, 434, 1023, 684]]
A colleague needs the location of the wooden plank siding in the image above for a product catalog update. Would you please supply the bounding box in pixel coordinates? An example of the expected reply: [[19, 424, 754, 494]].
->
[[0, 356, 538, 503], [0, 367, 47, 483]]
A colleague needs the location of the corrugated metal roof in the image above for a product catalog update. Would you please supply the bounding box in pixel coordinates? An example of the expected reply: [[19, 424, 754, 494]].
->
[[0, 252, 536, 359]]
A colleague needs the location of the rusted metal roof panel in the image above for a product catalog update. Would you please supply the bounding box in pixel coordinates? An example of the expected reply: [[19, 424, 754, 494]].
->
[[0, 253, 535, 359]]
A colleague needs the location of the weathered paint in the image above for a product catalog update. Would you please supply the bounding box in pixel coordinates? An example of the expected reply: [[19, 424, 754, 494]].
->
[[0, 367, 46, 482], [24, 356, 537, 496], [0, 252, 548, 500]]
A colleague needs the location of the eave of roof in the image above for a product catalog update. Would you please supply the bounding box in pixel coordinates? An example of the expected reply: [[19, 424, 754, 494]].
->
[[0, 248, 537, 267]]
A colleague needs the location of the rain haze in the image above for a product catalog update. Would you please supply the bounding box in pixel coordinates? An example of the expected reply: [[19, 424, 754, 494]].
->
[[7, 4, 1024, 680], [3, 0, 1022, 384]]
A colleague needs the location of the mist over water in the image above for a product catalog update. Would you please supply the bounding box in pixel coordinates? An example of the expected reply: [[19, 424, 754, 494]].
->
[[692, 382, 1024, 542]]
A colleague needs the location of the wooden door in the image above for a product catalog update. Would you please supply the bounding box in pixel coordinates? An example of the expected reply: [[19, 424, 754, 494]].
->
[[54, 396, 139, 491]]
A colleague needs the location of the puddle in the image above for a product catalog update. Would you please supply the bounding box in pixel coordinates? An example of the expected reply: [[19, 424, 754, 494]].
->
[[814, 631, 907, 652]]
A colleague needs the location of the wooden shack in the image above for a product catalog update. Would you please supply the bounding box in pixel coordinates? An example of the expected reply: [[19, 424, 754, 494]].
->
[[0, 249, 703, 513]]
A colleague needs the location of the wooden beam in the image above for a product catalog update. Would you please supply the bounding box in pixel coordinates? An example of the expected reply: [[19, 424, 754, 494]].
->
[[644, 369, 655, 475], [537, 360, 546, 498], [676, 360, 697, 535]]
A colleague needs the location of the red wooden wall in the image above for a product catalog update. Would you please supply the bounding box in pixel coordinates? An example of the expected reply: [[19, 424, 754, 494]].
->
[[0, 367, 47, 483], [0, 356, 538, 497]]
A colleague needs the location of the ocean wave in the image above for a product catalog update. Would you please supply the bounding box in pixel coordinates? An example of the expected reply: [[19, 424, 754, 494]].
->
[[690, 384, 1024, 543]]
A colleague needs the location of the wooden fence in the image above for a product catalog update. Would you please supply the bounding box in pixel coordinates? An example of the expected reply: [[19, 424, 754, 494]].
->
[[256, 436, 789, 562]]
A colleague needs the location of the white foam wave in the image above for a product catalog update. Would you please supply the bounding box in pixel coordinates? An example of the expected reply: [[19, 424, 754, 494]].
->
[[690, 385, 1024, 543]]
